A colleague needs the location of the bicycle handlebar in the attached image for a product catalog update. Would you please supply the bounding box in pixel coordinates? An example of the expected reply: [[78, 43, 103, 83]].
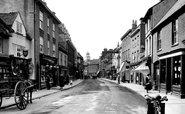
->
[[145, 94, 168, 103]]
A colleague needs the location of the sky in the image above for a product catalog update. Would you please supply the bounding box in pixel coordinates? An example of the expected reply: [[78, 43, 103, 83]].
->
[[45, 0, 159, 59]]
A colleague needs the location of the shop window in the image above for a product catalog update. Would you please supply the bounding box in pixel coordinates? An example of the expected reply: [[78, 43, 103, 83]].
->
[[160, 60, 166, 83], [173, 56, 181, 86]]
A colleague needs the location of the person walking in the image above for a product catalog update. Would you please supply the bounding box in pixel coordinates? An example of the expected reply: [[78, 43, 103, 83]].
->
[[117, 74, 120, 84], [145, 74, 152, 93], [59, 74, 65, 90]]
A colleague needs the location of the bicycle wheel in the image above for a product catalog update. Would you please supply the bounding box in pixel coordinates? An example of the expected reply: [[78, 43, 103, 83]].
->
[[14, 81, 28, 110], [0, 92, 2, 107]]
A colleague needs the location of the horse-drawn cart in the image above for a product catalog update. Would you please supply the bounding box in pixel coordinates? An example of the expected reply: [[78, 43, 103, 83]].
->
[[0, 56, 34, 110]]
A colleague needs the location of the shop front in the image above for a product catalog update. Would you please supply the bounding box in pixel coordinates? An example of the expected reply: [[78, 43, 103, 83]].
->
[[40, 54, 58, 89], [118, 61, 130, 83], [158, 51, 185, 98], [131, 56, 151, 85]]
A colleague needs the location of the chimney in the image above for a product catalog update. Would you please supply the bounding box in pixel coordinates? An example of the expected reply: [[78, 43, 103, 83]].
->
[[132, 20, 137, 30], [132, 20, 135, 29], [52, 12, 56, 15], [135, 20, 137, 28]]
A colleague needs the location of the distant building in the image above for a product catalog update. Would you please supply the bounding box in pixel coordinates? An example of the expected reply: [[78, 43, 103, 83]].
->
[[87, 59, 99, 77]]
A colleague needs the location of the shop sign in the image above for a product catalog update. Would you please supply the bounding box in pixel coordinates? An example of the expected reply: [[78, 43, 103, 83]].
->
[[23, 49, 28, 57]]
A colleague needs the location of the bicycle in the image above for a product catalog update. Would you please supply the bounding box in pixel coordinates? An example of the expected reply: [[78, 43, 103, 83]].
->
[[145, 94, 168, 114]]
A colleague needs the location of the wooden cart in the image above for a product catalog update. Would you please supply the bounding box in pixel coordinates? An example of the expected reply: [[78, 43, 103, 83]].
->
[[0, 57, 33, 110]]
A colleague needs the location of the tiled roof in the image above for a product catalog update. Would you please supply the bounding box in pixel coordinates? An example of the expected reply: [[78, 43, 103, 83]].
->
[[0, 12, 18, 26], [154, 0, 185, 30], [0, 18, 12, 36]]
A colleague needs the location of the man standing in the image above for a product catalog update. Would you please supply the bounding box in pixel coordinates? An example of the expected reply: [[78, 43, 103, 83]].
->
[[45, 73, 50, 90]]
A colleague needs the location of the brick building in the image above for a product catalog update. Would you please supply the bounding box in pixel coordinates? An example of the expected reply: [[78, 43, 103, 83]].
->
[[152, 0, 185, 98]]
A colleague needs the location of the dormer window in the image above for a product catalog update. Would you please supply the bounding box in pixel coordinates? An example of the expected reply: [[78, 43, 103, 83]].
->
[[16, 21, 22, 34]]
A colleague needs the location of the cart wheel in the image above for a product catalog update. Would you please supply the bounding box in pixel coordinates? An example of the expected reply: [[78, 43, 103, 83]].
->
[[14, 81, 28, 110], [0, 92, 2, 107]]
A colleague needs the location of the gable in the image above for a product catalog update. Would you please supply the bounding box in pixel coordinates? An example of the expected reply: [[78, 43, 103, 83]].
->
[[12, 12, 26, 36]]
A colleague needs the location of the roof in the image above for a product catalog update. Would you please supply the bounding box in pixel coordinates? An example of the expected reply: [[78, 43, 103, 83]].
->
[[153, 0, 185, 30], [38, 0, 61, 24], [120, 29, 132, 41], [0, 18, 12, 36], [143, 1, 161, 22], [0, 12, 18, 26], [88, 59, 99, 65]]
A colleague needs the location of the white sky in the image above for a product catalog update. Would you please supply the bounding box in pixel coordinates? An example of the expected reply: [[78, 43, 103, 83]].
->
[[45, 0, 159, 59]]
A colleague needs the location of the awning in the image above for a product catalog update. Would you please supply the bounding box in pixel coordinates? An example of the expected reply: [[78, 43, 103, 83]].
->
[[134, 61, 150, 75], [96, 70, 100, 75], [118, 62, 126, 73]]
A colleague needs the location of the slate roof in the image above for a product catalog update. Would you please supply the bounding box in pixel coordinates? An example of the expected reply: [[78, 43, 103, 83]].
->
[[0, 18, 12, 36], [153, 0, 185, 30], [0, 12, 18, 26]]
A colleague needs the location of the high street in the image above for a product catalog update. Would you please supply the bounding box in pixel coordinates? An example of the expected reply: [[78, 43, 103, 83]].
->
[[0, 79, 147, 114]]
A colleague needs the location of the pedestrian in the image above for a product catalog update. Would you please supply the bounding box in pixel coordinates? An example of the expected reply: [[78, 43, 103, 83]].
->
[[117, 74, 120, 84], [59, 74, 65, 90], [145, 74, 152, 93], [45, 73, 51, 90], [66, 74, 69, 85]]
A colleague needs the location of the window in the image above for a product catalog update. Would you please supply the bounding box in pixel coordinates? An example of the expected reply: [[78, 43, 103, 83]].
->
[[40, 36, 44, 53], [16, 21, 22, 34], [172, 19, 178, 45], [157, 30, 161, 50], [160, 60, 166, 83], [17, 46, 21, 57], [173, 56, 181, 86], [132, 39, 134, 48], [47, 40, 50, 55], [39, 11, 43, 29], [137, 50, 139, 61], [0, 36, 2, 53], [52, 23, 55, 38], [128, 49, 130, 60], [60, 53, 63, 65], [13, 44, 24, 57], [147, 19, 150, 31], [53, 44, 56, 57], [47, 18, 49, 34], [149, 36, 151, 55]]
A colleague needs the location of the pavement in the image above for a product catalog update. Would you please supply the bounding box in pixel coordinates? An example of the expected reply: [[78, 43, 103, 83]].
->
[[0, 79, 83, 109], [100, 78, 185, 114]]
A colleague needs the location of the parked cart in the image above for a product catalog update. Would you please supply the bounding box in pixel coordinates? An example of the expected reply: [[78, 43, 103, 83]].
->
[[0, 56, 34, 110]]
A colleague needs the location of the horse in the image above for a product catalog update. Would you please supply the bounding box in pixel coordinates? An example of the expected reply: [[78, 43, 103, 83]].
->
[[24, 79, 36, 104]]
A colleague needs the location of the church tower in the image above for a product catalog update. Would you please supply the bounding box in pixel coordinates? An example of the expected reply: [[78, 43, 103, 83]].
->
[[86, 52, 90, 62]]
